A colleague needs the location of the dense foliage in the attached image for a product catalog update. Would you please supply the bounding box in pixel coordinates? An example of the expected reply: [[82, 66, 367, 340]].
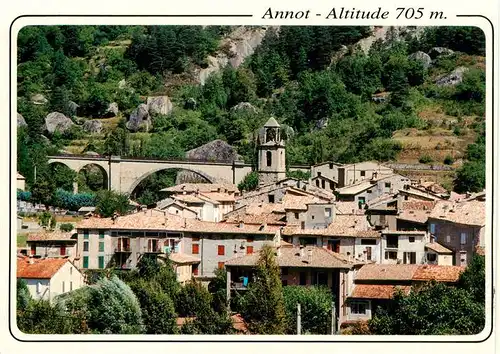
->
[[283, 285, 334, 334], [369, 255, 485, 335], [17, 25, 485, 203], [239, 245, 286, 334]]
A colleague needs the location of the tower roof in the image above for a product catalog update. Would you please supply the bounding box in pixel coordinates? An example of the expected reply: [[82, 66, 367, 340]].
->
[[264, 117, 280, 128]]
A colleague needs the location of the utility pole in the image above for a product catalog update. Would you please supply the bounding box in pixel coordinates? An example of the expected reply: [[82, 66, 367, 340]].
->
[[297, 303, 301, 335], [34, 165, 37, 183], [331, 301, 336, 335]]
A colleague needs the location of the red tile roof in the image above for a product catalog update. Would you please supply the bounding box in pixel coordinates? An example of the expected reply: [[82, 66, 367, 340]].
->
[[17, 257, 70, 279], [350, 284, 411, 299], [425, 242, 453, 254], [27, 230, 77, 242], [412, 265, 464, 282], [429, 201, 485, 226]]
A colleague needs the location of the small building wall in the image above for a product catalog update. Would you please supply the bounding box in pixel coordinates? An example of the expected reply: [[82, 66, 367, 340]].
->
[[174, 263, 194, 284], [25, 278, 50, 301], [28, 242, 77, 259], [17, 177, 26, 191], [381, 233, 428, 264], [345, 299, 372, 322], [354, 238, 381, 263], [50, 261, 84, 301], [304, 204, 334, 229], [429, 218, 483, 266]]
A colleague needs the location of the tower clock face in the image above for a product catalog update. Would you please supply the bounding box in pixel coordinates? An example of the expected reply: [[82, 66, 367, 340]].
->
[[266, 128, 276, 142]]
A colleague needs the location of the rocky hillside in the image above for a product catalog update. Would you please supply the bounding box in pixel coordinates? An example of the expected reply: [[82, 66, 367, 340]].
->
[[17, 25, 486, 199]]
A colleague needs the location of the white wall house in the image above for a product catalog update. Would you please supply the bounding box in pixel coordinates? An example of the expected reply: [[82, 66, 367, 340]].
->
[[17, 256, 84, 302], [380, 230, 429, 264]]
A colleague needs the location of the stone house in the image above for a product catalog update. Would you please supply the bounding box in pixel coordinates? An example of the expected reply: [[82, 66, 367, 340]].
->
[[335, 174, 411, 205], [156, 198, 199, 219], [310, 161, 393, 189], [345, 263, 464, 324], [17, 256, 84, 302], [380, 230, 429, 265], [75, 209, 280, 279], [27, 230, 78, 260], [424, 239, 454, 266], [224, 243, 362, 325], [428, 200, 486, 266]]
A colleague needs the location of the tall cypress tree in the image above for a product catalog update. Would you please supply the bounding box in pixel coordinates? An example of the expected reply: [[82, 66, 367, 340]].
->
[[241, 244, 286, 334]]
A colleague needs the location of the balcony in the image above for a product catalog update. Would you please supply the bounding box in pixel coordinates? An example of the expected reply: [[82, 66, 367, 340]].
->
[[115, 245, 131, 253]]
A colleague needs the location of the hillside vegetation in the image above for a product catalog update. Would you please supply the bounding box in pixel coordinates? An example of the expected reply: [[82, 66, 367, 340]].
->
[[17, 25, 486, 203]]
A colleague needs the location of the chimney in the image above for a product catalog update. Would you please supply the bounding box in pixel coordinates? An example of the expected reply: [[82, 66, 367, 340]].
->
[[363, 250, 367, 262], [239, 221, 244, 229], [307, 248, 313, 263], [299, 245, 305, 257], [142, 207, 147, 214], [277, 246, 281, 257], [183, 218, 187, 228], [347, 251, 351, 262], [29, 254, 34, 264]]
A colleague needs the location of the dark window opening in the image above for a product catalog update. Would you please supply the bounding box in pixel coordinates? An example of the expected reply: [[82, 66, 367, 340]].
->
[[299, 272, 307, 285], [386, 235, 399, 248], [268, 195, 275, 203], [409, 236, 415, 243], [361, 239, 377, 245], [360, 171, 365, 177], [266, 151, 272, 167]]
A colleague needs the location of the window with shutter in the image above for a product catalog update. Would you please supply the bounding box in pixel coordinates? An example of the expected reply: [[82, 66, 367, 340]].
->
[[218, 245, 225, 256], [192, 244, 199, 254], [247, 246, 253, 254]]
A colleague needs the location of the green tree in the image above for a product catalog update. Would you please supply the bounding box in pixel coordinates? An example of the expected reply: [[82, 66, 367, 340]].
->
[[208, 268, 228, 314], [240, 245, 286, 334], [238, 171, 259, 192], [458, 254, 485, 304], [17, 279, 31, 311], [454, 161, 485, 193], [283, 286, 334, 334], [369, 282, 484, 335], [95, 190, 131, 217], [31, 178, 55, 208], [18, 300, 73, 334], [129, 279, 178, 334]]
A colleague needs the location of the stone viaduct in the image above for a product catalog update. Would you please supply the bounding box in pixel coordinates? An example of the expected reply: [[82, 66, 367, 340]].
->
[[48, 154, 311, 195]]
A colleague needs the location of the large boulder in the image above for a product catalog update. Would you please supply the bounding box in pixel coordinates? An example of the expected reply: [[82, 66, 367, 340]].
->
[[82, 120, 103, 134], [44, 112, 74, 134], [17, 113, 27, 128], [126, 104, 151, 132], [428, 47, 454, 59], [408, 51, 432, 69], [435, 67, 469, 86], [176, 140, 242, 184], [147, 96, 173, 116], [105, 102, 119, 117], [31, 93, 48, 105], [230, 102, 258, 114]]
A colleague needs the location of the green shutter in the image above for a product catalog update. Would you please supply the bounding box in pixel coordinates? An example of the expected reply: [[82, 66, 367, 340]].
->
[[98, 256, 104, 269], [83, 256, 89, 269], [99, 242, 105, 252], [84, 230, 89, 239], [99, 230, 105, 239]]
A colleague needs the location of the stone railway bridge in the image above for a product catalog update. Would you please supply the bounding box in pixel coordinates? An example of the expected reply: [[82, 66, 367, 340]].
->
[[48, 155, 310, 195]]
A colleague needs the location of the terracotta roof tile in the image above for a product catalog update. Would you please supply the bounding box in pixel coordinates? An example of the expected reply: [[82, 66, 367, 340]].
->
[[27, 230, 77, 242], [281, 194, 322, 210], [397, 209, 431, 224], [17, 257, 70, 279], [334, 201, 365, 215], [77, 211, 279, 234], [429, 201, 485, 226], [225, 245, 357, 269], [425, 242, 453, 254], [200, 192, 236, 202], [283, 215, 379, 238], [350, 284, 411, 299], [412, 265, 464, 282], [401, 200, 437, 211], [355, 264, 420, 281], [168, 253, 201, 264]]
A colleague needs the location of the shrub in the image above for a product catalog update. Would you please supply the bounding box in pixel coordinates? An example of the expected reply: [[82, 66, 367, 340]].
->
[[443, 155, 455, 165], [419, 154, 433, 164]]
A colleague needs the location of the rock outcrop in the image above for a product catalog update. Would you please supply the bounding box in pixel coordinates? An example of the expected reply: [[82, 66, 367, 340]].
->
[[82, 120, 103, 134], [435, 67, 469, 86], [408, 51, 432, 69], [17, 113, 27, 128], [44, 112, 74, 134], [176, 140, 242, 184], [147, 96, 173, 116], [428, 47, 454, 59], [230, 102, 258, 114], [31, 93, 48, 105], [105, 102, 119, 117], [197, 26, 272, 85], [126, 104, 151, 132]]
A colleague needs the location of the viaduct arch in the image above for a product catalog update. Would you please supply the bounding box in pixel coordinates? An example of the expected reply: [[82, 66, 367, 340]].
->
[[47, 155, 253, 195]]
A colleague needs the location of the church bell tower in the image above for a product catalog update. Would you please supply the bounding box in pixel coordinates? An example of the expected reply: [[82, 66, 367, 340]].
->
[[257, 117, 286, 186]]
